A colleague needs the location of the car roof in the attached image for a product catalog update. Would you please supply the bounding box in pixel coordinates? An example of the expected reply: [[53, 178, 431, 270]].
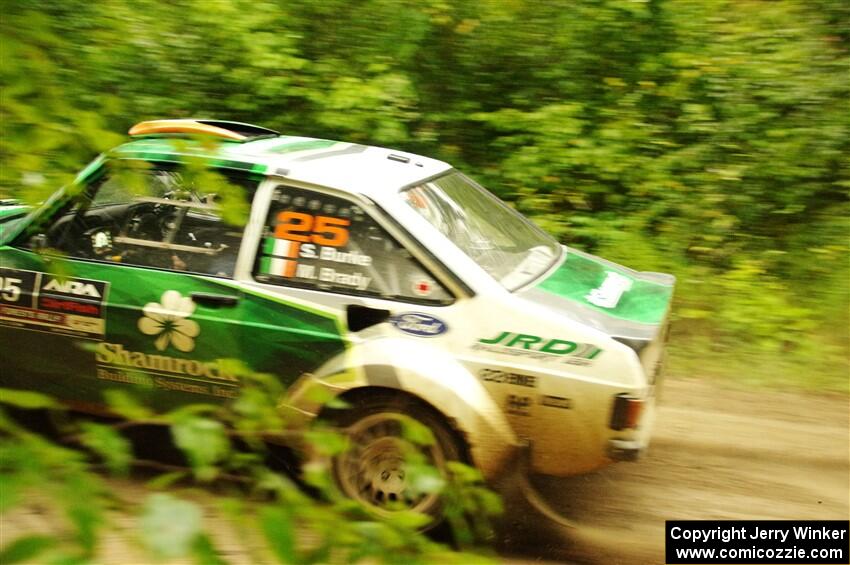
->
[[110, 135, 452, 199]]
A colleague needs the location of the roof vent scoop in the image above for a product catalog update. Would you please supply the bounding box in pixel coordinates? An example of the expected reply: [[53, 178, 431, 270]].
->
[[387, 153, 410, 163], [128, 119, 279, 141]]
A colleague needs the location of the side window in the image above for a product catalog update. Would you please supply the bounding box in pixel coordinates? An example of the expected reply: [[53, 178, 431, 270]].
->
[[35, 166, 257, 278], [254, 185, 453, 304]]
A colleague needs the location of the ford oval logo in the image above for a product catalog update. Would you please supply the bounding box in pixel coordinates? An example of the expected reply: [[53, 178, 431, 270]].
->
[[390, 313, 448, 337]]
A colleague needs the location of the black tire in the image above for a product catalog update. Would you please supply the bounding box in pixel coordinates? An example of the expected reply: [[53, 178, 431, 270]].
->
[[328, 392, 465, 523]]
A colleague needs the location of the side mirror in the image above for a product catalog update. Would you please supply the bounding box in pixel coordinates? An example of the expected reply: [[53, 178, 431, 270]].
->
[[346, 304, 390, 332]]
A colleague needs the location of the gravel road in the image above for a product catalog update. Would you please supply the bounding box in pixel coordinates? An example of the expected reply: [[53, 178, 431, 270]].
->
[[498, 377, 850, 564]]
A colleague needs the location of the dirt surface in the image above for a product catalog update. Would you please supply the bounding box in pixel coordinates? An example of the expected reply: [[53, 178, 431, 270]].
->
[[3, 377, 848, 564], [498, 377, 850, 564]]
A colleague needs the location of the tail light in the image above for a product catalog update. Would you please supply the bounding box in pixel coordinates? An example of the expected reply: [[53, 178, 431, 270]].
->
[[610, 394, 644, 431]]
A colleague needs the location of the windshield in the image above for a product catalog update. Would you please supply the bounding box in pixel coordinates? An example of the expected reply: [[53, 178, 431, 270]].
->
[[401, 172, 561, 291]]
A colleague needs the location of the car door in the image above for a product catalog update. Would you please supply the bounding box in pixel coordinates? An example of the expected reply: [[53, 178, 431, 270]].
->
[[0, 163, 272, 410], [229, 180, 461, 385]]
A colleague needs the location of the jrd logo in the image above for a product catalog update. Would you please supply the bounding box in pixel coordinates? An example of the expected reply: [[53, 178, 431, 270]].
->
[[478, 331, 603, 359]]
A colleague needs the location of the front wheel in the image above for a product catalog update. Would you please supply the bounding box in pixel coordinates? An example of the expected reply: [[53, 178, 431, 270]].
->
[[330, 396, 465, 521]]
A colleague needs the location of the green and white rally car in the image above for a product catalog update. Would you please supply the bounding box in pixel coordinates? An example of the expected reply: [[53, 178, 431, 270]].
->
[[0, 119, 674, 517]]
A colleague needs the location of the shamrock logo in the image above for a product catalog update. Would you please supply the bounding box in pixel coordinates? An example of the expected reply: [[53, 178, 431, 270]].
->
[[137, 290, 200, 352]]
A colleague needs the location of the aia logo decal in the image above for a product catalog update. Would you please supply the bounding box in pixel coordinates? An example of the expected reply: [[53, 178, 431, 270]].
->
[[42, 277, 103, 298]]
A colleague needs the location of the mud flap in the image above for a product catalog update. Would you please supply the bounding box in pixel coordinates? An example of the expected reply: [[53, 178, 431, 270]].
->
[[490, 442, 579, 531]]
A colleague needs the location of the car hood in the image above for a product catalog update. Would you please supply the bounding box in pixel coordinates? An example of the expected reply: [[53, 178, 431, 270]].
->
[[518, 246, 675, 342]]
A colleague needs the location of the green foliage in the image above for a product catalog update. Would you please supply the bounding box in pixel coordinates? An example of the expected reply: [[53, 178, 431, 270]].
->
[[0, 388, 59, 410], [140, 493, 204, 560], [170, 413, 232, 482], [0, 378, 499, 563], [78, 422, 133, 475], [0, 535, 55, 565], [0, 1, 846, 388], [0, 401, 106, 561]]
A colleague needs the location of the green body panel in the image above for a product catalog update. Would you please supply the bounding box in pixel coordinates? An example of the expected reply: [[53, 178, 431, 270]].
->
[[536, 248, 674, 326], [110, 139, 269, 175], [0, 205, 29, 221], [0, 246, 347, 410], [0, 204, 31, 245], [109, 135, 342, 170]]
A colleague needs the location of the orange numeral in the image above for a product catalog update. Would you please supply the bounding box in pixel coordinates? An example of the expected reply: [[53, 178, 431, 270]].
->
[[274, 212, 351, 247], [312, 216, 350, 247], [274, 211, 313, 242]]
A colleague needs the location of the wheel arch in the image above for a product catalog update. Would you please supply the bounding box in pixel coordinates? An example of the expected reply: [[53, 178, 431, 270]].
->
[[319, 385, 474, 464], [283, 338, 521, 482]]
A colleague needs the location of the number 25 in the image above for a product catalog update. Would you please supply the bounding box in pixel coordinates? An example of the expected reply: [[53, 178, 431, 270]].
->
[[275, 212, 350, 247]]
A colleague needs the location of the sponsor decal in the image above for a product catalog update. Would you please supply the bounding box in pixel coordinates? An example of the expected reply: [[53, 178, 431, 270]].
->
[[137, 290, 200, 352], [479, 368, 537, 388], [541, 395, 573, 410], [274, 212, 350, 247], [390, 312, 448, 337], [317, 268, 371, 290], [473, 331, 603, 365], [411, 278, 434, 297], [311, 245, 372, 266], [259, 212, 373, 290], [586, 271, 633, 309], [506, 394, 532, 416], [95, 289, 240, 396], [260, 237, 301, 277], [95, 343, 238, 383], [42, 277, 103, 298], [0, 267, 108, 338], [95, 367, 238, 399]]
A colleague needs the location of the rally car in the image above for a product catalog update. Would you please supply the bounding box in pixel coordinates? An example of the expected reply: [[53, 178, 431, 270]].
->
[[0, 119, 674, 518]]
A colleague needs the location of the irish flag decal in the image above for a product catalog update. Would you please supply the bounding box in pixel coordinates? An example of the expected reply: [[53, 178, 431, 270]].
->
[[260, 238, 300, 277]]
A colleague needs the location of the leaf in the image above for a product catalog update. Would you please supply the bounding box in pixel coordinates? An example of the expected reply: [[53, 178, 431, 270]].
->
[[0, 388, 59, 409], [259, 505, 297, 564], [103, 389, 153, 420], [405, 463, 445, 495], [303, 428, 348, 457], [79, 422, 132, 475], [322, 395, 351, 410], [384, 510, 433, 531], [0, 535, 55, 564], [139, 493, 203, 561], [67, 500, 100, 557], [0, 474, 23, 513], [145, 470, 187, 490], [446, 461, 484, 484], [191, 534, 227, 565], [400, 418, 435, 447], [302, 384, 336, 405], [170, 415, 230, 481]]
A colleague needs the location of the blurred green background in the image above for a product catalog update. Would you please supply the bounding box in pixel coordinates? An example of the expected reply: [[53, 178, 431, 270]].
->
[[1, 0, 847, 391]]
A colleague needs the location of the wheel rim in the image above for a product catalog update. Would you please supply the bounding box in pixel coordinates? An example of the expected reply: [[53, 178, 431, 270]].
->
[[335, 413, 445, 516]]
